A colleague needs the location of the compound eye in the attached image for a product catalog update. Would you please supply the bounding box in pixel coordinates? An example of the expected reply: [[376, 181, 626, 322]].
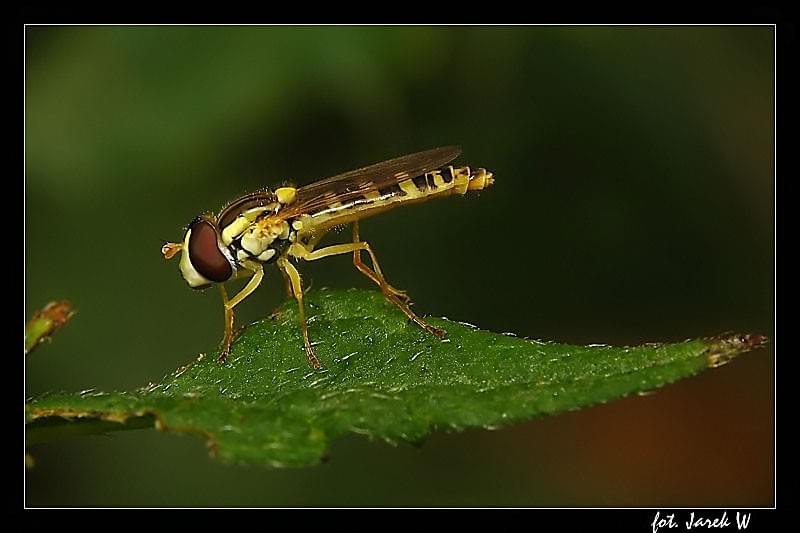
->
[[188, 218, 232, 283]]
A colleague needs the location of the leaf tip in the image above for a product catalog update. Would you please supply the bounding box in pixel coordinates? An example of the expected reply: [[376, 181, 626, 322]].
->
[[704, 333, 769, 368], [25, 300, 76, 355]]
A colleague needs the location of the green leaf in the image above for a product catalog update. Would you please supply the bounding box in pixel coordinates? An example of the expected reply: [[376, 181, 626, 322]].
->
[[25, 288, 766, 467], [25, 300, 75, 356]]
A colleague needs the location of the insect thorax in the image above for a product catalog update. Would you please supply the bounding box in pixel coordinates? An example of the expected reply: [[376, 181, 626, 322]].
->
[[219, 202, 296, 266]]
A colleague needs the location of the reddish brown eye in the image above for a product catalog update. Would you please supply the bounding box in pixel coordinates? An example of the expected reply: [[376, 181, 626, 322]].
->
[[188, 218, 232, 282]]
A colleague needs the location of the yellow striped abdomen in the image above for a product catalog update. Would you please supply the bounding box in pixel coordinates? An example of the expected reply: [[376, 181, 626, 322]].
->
[[298, 165, 495, 238], [428, 165, 495, 195]]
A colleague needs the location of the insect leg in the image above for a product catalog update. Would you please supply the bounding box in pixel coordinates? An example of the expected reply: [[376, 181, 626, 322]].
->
[[217, 266, 264, 363], [351, 237, 446, 338], [279, 266, 293, 299], [352, 220, 410, 304], [277, 257, 322, 370], [293, 240, 446, 338], [219, 285, 234, 363]]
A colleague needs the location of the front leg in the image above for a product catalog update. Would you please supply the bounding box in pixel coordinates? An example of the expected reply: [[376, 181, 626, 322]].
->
[[217, 265, 264, 363]]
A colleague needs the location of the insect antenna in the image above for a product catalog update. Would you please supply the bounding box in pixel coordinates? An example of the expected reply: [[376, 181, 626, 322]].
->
[[161, 239, 183, 260]]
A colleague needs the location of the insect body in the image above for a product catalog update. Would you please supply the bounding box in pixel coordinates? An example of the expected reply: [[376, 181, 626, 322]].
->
[[161, 146, 494, 369]]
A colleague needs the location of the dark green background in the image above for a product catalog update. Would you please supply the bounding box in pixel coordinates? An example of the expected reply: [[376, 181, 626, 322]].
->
[[25, 26, 774, 507]]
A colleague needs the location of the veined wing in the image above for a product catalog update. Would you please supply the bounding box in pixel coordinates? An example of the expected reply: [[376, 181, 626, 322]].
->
[[279, 146, 461, 218]]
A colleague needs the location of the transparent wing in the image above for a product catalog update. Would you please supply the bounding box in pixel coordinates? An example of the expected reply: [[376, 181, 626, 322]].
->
[[280, 146, 461, 218]]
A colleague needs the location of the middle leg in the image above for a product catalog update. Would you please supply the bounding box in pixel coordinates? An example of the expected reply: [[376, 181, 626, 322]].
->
[[277, 257, 322, 370]]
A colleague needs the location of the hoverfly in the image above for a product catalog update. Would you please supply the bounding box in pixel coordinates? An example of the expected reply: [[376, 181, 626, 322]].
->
[[161, 146, 494, 369]]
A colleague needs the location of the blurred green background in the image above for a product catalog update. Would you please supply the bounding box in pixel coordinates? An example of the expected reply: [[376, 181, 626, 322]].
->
[[25, 26, 773, 507]]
